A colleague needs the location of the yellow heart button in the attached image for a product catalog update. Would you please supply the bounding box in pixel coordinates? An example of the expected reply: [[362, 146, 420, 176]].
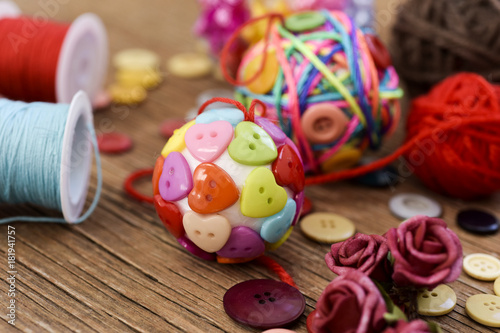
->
[[161, 120, 195, 157]]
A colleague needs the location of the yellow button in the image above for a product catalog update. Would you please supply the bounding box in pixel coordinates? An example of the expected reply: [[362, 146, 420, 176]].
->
[[417, 284, 456, 316], [242, 48, 279, 95], [161, 120, 195, 157], [299, 212, 355, 243], [320, 147, 362, 173], [183, 211, 232, 253], [466, 294, 500, 327], [266, 227, 293, 251], [113, 48, 160, 70], [116, 68, 162, 90], [463, 253, 500, 281], [495, 277, 500, 296], [167, 52, 213, 79], [108, 84, 147, 105]]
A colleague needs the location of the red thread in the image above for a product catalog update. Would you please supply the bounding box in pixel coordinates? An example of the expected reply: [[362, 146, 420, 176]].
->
[[197, 97, 264, 122], [306, 73, 500, 199], [0, 17, 70, 102], [124, 168, 155, 204], [255, 255, 297, 289], [220, 13, 284, 87]]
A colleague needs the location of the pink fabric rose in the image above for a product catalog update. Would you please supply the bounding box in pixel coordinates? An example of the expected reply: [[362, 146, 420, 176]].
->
[[308, 271, 387, 333], [325, 233, 391, 282], [382, 319, 431, 333], [387, 215, 462, 289]]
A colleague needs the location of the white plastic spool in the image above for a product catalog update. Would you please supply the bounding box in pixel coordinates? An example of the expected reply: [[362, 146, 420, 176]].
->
[[0, 1, 108, 104], [61, 91, 94, 222]]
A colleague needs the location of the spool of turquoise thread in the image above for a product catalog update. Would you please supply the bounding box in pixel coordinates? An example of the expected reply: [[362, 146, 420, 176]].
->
[[0, 91, 101, 223]]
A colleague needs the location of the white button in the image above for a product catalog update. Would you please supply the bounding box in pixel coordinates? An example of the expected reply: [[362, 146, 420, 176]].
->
[[463, 253, 500, 281], [388, 193, 442, 220]]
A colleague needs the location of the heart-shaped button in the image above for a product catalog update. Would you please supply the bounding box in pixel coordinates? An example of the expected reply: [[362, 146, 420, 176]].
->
[[154, 195, 184, 238], [293, 191, 305, 226], [216, 226, 265, 258], [177, 235, 216, 261], [228, 121, 278, 166], [183, 211, 232, 253], [161, 120, 195, 157], [196, 108, 244, 128], [158, 152, 193, 201], [254, 116, 286, 147], [272, 144, 305, 193], [260, 198, 296, 243], [152, 156, 164, 196], [188, 163, 239, 214], [240, 167, 287, 218], [185, 120, 234, 162]]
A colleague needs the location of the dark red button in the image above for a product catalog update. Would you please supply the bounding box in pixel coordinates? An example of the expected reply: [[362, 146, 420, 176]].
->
[[365, 34, 392, 69], [97, 132, 133, 154], [223, 279, 305, 329], [457, 209, 499, 234]]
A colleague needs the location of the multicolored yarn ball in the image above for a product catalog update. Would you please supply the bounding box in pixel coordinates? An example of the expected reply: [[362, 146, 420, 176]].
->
[[404, 73, 500, 200], [392, 0, 500, 96], [152, 98, 305, 263], [225, 10, 403, 175]]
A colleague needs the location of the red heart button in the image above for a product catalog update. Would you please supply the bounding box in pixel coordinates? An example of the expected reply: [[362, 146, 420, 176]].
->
[[188, 163, 239, 214], [152, 156, 164, 196], [272, 144, 305, 193], [154, 194, 184, 238]]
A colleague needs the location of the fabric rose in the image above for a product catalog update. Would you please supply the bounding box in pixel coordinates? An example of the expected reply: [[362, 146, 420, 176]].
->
[[382, 319, 432, 333], [325, 233, 391, 282], [386, 215, 462, 289], [308, 271, 387, 333]]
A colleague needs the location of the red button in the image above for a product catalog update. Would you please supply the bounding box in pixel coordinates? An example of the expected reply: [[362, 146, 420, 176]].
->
[[223, 279, 305, 329], [365, 34, 392, 69], [153, 194, 184, 238], [160, 118, 186, 138], [97, 132, 133, 154], [272, 144, 305, 193]]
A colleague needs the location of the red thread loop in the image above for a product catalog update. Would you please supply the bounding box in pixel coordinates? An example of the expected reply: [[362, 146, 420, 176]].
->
[[248, 99, 267, 122], [197, 97, 265, 122], [220, 13, 285, 86], [124, 168, 155, 204], [255, 255, 297, 289]]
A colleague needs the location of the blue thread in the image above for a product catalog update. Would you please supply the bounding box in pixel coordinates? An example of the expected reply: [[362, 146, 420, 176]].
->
[[0, 98, 101, 224]]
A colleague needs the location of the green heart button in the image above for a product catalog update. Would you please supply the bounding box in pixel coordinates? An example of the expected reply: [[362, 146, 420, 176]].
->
[[228, 121, 278, 165], [240, 167, 287, 218]]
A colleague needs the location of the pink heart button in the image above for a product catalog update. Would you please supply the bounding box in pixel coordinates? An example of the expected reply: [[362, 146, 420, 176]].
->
[[159, 152, 193, 201], [185, 120, 234, 162]]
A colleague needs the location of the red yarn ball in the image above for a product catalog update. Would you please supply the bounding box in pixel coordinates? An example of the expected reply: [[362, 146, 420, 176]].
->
[[404, 73, 500, 199]]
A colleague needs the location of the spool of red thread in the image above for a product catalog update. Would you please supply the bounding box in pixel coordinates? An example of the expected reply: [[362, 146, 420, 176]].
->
[[0, 1, 107, 104]]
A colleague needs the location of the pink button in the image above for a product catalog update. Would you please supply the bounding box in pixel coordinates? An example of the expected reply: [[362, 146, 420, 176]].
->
[[185, 120, 234, 162], [159, 152, 193, 201], [300, 103, 349, 144], [216, 226, 265, 258]]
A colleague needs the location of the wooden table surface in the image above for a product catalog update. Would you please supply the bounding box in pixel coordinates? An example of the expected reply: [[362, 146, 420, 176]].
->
[[1, 0, 500, 332]]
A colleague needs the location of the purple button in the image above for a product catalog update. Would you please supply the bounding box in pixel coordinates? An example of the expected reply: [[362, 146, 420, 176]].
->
[[223, 279, 305, 329], [255, 117, 287, 147], [292, 191, 305, 226], [159, 152, 193, 201], [216, 226, 265, 258], [457, 209, 499, 234], [177, 235, 216, 261]]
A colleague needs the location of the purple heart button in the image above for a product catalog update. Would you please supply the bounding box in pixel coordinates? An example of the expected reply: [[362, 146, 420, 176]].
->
[[255, 116, 286, 147], [216, 226, 265, 258], [159, 152, 193, 201]]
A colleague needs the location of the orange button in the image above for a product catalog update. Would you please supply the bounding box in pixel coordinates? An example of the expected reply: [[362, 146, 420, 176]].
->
[[152, 156, 164, 196], [301, 103, 349, 144]]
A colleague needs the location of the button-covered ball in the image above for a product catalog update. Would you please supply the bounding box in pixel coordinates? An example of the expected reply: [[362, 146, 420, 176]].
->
[[152, 107, 305, 262]]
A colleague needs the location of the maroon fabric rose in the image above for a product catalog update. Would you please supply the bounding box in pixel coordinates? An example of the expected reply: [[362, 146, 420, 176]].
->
[[387, 215, 462, 288], [308, 271, 387, 333], [382, 319, 431, 333], [325, 233, 391, 282]]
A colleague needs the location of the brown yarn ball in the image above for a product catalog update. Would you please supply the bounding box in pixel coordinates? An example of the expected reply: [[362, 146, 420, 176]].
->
[[392, 0, 500, 96]]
